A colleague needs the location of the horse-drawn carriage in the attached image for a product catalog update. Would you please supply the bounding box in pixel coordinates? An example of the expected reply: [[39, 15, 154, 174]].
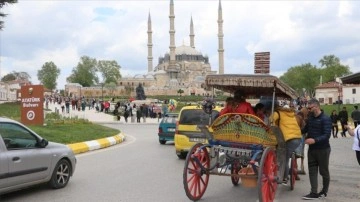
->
[[183, 74, 298, 202]]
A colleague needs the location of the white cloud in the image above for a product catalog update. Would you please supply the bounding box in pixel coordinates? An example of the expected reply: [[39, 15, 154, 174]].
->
[[1, 0, 360, 89]]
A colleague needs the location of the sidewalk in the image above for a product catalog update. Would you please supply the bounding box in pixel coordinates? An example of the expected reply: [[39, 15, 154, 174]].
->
[[44, 102, 160, 125], [44, 102, 160, 154]]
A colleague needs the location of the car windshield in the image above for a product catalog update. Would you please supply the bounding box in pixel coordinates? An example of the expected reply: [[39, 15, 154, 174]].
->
[[162, 117, 177, 124], [179, 109, 219, 125]]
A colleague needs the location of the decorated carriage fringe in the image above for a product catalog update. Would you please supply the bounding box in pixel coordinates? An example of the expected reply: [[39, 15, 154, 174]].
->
[[210, 113, 277, 147]]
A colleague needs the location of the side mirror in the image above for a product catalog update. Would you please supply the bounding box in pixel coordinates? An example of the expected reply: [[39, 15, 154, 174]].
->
[[38, 139, 49, 148]]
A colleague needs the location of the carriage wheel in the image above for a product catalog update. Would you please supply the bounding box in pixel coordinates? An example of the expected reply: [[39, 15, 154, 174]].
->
[[231, 160, 241, 186], [290, 153, 297, 190], [183, 143, 210, 201], [257, 147, 278, 202]]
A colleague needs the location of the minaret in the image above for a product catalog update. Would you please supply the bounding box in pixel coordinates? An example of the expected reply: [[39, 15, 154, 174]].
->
[[147, 11, 153, 72], [169, 0, 176, 70], [190, 16, 195, 48], [217, 0, 224, 74]]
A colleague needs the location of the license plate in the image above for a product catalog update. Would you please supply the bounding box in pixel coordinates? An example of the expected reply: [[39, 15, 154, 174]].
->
[[168, 128, 175, 132], [189, 137, 206, 142]]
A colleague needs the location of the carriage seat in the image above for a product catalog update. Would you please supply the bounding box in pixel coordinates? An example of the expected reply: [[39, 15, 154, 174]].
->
[[209, 113, 278, 147]]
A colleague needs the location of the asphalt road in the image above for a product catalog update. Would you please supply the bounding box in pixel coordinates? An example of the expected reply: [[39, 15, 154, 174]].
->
[[1, 124, 359, 202]]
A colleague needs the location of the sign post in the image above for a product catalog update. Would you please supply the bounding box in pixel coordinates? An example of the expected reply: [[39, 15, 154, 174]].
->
[[254, 52, 270, 74], [20, 85, 44, 125]]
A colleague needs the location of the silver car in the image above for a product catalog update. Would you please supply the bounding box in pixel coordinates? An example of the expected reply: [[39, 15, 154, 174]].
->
[[0, 117, 76, 194]]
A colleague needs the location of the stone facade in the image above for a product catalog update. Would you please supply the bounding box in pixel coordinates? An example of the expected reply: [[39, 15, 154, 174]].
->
[[116, 0, 222, 96]]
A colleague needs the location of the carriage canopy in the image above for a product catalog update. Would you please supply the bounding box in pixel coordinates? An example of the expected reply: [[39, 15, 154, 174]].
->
[[205, 74, 298, 99]]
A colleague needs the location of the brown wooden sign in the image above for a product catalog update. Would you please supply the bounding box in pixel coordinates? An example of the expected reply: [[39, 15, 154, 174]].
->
[[254, 52, 270, 74], [20, 85, 44, 125]]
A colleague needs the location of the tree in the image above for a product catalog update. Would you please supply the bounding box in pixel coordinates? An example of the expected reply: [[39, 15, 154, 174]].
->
[[0, 0, 18, 30], [105, 82, 117, 97], [280, 55, 352, 97], [1, 71, 31, 82], [280, 63, 320, 97], [177, 89, 184, 96], [98, 60, 122, 84], [13, 71, 31, 81], [318, 55, 351, 83], [37, 61, 61, 91], [125, 86, 134, 96], [1, 73, 16, 82], [66, 56, 98, 87]]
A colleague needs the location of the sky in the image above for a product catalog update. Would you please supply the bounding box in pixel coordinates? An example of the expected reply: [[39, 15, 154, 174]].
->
[[1, 0, 360, 90]]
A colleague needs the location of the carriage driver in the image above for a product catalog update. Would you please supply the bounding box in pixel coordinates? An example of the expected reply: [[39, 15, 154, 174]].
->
[[271, 101, 302, 184]]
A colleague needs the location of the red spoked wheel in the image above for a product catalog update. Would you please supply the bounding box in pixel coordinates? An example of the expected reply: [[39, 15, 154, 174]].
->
[[183, 143, 210, 201], [257, 147, 278, 202], [231, 160, 241, 186], [290, 153, 298, 190]]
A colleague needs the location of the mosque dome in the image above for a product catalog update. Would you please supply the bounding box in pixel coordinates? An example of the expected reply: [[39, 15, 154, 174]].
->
[[175, 45, 201, 55], [155, 70, 166, 74], [194, 76, 205, 82], [147, 71, 155, 75], [123, 74, 132, 78], [134, 74, 144, 79], [145, 74, 155, 79]]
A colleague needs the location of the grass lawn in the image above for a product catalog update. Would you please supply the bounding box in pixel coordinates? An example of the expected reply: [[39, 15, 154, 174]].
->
[[0, 102, 120, 144]]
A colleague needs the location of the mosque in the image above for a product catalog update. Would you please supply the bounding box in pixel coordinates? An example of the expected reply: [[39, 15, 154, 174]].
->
[[117, 0, 225, 96]]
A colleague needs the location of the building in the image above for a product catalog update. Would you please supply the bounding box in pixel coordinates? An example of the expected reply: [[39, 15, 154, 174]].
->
[[315, 72, 360, 105], [0, 80, 31, 102], [116, 0, 224, 96], [340, 72, 360, 104], [315, 81, 341, 105]]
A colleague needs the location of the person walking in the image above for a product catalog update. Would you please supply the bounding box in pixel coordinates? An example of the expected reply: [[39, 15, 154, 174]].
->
[[351, 105, 360, 128], [136, 107, 142, 123], [338, 106, 348, 137], [301, 98, 332, 200], [330, 110, 339, 138], [346, 125, 360, 166], [65, 97, 70, 113]]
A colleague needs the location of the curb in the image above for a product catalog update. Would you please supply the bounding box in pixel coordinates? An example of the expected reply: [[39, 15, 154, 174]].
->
[[67, 132, 126, 154]]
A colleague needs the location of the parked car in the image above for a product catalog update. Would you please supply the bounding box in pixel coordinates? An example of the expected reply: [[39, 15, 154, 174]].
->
[[174, 105, 222, 159], [0, 117, 76, 195], [158, 113, 178, 144]]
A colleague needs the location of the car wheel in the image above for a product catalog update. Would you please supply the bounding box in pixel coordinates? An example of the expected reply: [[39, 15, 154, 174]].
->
[[159, 140, 166, 145], [177, 152, 187, 159], [49, 159, 71, 189]]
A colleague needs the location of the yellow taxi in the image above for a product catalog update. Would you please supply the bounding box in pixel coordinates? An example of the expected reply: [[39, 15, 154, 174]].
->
[[174, 105, 222, 159]]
